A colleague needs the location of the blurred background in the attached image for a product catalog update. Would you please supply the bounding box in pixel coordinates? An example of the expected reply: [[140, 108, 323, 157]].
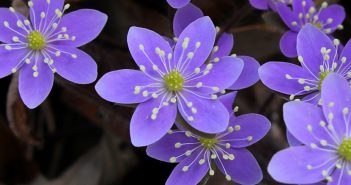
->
[[0, 0, 350, 184]]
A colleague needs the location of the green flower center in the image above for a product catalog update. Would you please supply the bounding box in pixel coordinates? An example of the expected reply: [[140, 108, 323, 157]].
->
[[27, 31, 46, 50], [199, 137, 218, 149], [338, 139, 351, 161], [318, 71, 330, 90], [164, 71, 184, 92], [313, 23, 323, 29]]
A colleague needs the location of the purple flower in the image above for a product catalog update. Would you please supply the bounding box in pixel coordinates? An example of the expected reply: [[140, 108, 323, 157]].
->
[[249, 0, 292, 10], [276, 0, 345, 57], [259, 24, 351, 105], [167, 0, 191, 9], [0, 0, 107, 108], [173, 3, 260, 90], [95, 17, 244, 146], [147, 92, 271, 185], [268, 73, 351, 184]]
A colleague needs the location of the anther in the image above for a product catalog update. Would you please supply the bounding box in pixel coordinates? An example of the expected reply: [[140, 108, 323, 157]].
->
[[9, 7, 15, 12], [213, 57, 220, 63], [182, 37, 190, 49], [28, 1, 33, 7], [185, 131, 192, 137], [169, 157, 176, 163], [228, 126, 238, 133], [174, 142, 181, 148], [199, 159, 205, 165]]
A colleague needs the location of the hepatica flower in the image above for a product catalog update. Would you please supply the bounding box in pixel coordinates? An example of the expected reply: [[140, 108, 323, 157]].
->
[[173, 3, 260, 90], [268, 73, 351, 184], [95, 17, 244, 146], [249, 0, 292, 10], [276, 0, 345, 57], [259, 24, 351, 105], [167, 0, 191, 9], [0, 0, 107, 108], [147, 92, 271, 185]]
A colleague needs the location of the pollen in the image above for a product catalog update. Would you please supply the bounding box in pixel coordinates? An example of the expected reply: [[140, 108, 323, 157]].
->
[[164, 70, 184, 92], [27, 31, 46, 50], [338, 139, 351, 161]]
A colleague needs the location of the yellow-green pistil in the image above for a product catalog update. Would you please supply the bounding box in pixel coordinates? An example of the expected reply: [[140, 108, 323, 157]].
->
[[199, 137, 218, 149], [164, 71, 184, 92], [314, 23, 323, 29], [27, 31, 46, 50], [338, 139, 351, 161], [318, 71, 330, 90]]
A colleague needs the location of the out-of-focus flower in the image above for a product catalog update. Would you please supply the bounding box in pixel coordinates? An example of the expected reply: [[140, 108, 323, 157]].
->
[[167, 0, 191, 9], [259, 24, 351, 105], [268, 73, 351, 184], [276, 0, 345, 57], [147, 92, 271, 185], [249, 0, 292, 10], [173, 3, 260, 90], [95, 17, 244, 146], [0, 0, 107, 108]]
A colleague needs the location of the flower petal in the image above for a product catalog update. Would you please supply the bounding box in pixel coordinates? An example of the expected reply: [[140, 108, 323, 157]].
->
[[50, 45, 97, 84], [0, 48, 30, 78], [130, 98, 177, 146], [146, 130, 199, 163], [0, 8, 28, 43], [173, 3, 203, 37], [216, 148, 262, 185], [186, 56, 243, 94], [219, 92, 237, 114], [276, 3, 299, 31], [56, 9, 107, 47], [174, 17, 216, 75], [249, 0, 269, 10], [222, 114, 271, 148], [329, 164, 351, 185], [321, 73, 351, 139], [339, 39, 351, 74], [259, 62, 315, 95], [127, 26, 172, 76], [302, 92, 321, 105], [319, 5, 345, 31], [29, 0, 64, 30], [95, 69, 155, 104], [19, 57, 53, 109], [292, 0, 314, 17], [167, 0, 191, 9], [166, 150, 209, 185], [286, 130, 303, 146], [268, 146, 337, 184], [280, 31, 298, 58], [229, 56, 260, 90], [297, 24, 336, 76], [283, 101, 334, 146], [212, 33, 234, 59], [178, 91, 229, 133]]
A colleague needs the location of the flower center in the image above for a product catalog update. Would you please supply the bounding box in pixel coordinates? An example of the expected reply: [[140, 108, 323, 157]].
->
[[27, 31, 46, 50], [164, 70, 184, 92], [313, 23, 323, 29], [199, 137, 218, 149], [318, 71, 330, 90], [338, 139, 351, 161]]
